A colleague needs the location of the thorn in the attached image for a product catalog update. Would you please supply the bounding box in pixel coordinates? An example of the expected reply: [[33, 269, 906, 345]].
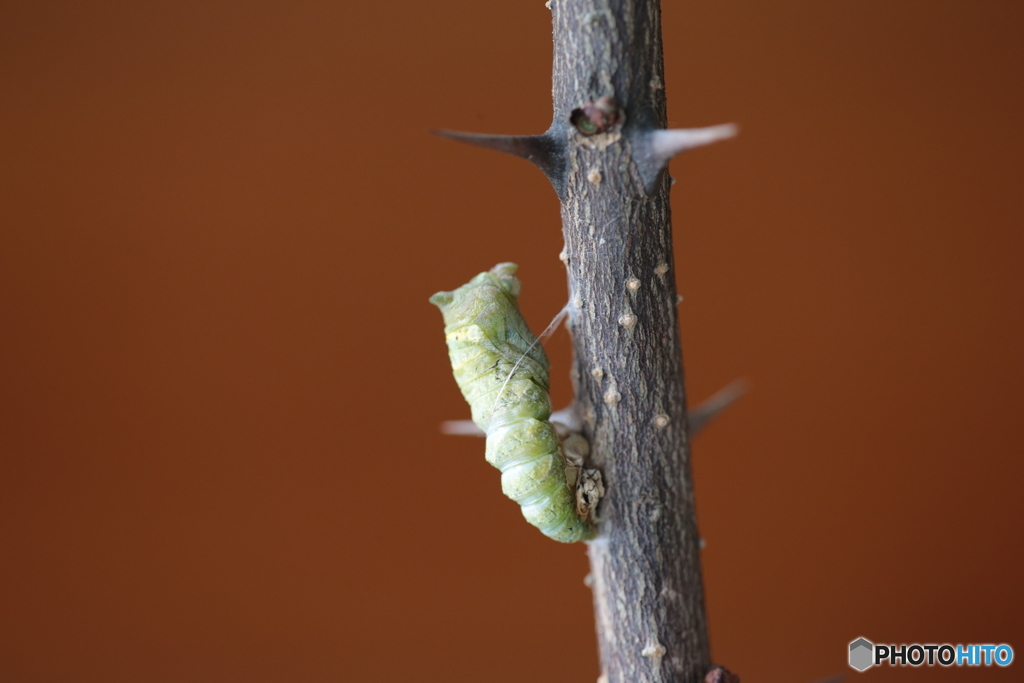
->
[[689, 378, 747, 437], [635, 123, 738, 194], [433, 129, 567, 196], [440, 420, 484, 436], [650, 124, 738, 159]]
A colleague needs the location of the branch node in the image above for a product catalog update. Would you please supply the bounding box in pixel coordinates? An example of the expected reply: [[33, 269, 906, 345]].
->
[[571, 96, 624, 135]]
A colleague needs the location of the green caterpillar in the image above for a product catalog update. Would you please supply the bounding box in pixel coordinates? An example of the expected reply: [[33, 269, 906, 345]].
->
[[430, 263, 597, 543]]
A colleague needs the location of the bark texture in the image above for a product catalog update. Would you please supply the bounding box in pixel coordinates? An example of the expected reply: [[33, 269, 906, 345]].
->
[[549, 1, 710, 681]]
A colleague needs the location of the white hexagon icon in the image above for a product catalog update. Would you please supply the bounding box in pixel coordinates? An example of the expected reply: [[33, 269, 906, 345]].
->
[[849, 637, 874, 672]]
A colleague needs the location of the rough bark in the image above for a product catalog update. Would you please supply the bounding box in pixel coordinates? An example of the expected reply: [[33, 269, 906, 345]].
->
[[549, 2, 710, 682]]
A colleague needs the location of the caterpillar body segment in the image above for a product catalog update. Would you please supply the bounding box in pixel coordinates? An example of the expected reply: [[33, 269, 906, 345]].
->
[[430, 263, 596, 543]]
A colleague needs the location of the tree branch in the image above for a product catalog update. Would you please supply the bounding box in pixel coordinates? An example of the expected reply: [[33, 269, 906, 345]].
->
[[549, 2, 723, 681], [438, 0, 735, 680]]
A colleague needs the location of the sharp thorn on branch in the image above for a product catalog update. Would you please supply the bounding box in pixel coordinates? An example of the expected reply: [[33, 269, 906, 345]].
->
[[689, 378, 747, 437], [635, 123, 738, 194], [432, 129, 567, 196], [649, 124, 738, 159], [440, 420, 484, 436]]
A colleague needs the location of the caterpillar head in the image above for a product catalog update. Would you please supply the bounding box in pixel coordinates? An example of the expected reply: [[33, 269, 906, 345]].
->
[[429, 262, 521, 328]]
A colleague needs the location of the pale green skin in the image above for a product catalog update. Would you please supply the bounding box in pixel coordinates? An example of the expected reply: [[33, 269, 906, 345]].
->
[[430, 263, 594, 543]]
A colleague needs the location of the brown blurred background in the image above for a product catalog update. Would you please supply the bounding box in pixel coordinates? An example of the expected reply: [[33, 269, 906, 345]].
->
[[1, 1, 1022, 681]]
